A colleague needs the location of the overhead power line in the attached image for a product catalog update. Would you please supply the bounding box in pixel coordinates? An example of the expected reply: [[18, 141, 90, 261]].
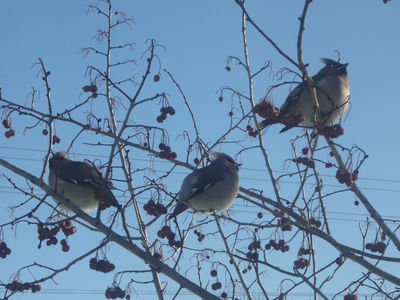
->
[[1, 145, 400, 184]]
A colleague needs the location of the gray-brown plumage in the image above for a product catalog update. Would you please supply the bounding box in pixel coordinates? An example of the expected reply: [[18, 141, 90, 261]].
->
[[48, 152, 119, 212], [169, 152, 240, 219], [258, 58, 350, 132]]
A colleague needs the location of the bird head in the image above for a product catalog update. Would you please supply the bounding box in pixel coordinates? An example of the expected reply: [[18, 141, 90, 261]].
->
[[319, 58, 348, 76], [49, 151, 68, 170], [212, 152, 241, 170]]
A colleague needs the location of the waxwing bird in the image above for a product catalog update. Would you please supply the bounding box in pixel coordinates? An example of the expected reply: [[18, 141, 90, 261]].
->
[[48, 152, 119, 212], [169, 152, 240, 219], [258, 58, 350, 132]]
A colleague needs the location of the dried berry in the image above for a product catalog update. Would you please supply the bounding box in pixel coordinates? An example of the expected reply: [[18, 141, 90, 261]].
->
[[2, 119, 11, 129], [335, 257, 343, 265]]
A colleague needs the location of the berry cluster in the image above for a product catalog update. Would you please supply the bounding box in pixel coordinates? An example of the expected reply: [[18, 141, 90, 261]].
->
[[252, 99, 279, 119], [194, 229, 205, 242], [344, 295, 358, 300], [158, 143, 177, 160], [293, 257, 310, 269], [246, 125, 258, 138], [37, 220, 75, 251], [276, 212, 293, 231], [292, 156, 315, 168], [3, 119, 16, 138], [308, 217, 322, 228], [105, 286, 126, 299], [297, 247, 314, 256], [245, 250, 259, 261], [294, 247, 312, 269], [6, 280, 41, 293], [211, 281, 222, 291], [0, 241, 11, 258], [248, 240, 261, 251], [336, 169, 358, 187], [366, 241, 387, 254], [143, 199, 167, 216], [317, 124, 344, 138], [265, 239, 290, 252], [156, 106, 175, 123], [157, 226, 183, 248], [89, 257, 116, 273], [82, 84, 98, 98]]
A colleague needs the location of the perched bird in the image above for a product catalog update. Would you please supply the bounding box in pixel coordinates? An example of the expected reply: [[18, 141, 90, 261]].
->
[[169, 152, 240, 219], [48, 152, 119, 212], [258, 58, 350, 132]]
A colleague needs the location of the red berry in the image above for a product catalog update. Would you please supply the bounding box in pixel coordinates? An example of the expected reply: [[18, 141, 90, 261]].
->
[[52, 135, 60, 144], [218, 96, 223, 102], [153, 74, 160, 82], [225, 66, 231, 72], [228, 111, 233, 117], [62, 244, 70, 252], [2, 119, 11, 129], [42, 129, 49, 135], [210, 270, 217, 277], [167, 106, 175, 115]]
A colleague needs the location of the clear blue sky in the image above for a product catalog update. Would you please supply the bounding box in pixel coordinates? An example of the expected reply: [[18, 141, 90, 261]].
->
[[1, 0, 400, 299]]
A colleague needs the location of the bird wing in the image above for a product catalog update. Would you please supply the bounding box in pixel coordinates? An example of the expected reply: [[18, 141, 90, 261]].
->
[[179, 165, 225, 203], [169, 165, 225, 219], [54, 161, 104, 186], [54, 161, 120, 209]]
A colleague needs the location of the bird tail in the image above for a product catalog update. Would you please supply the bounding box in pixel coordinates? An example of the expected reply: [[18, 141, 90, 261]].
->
[[257, 117, 280, 130], [167, 202, 189, 220]]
